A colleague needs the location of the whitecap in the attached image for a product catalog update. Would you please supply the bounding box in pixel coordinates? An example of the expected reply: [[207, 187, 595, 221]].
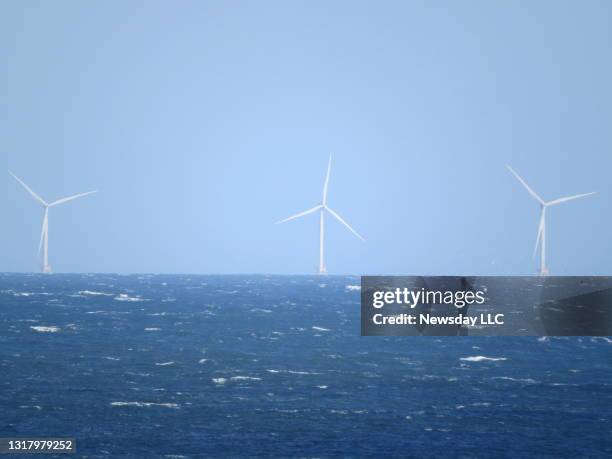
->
[[30, 326, 60, 333], [230, 376, 262, 381], [492, 376, 537, 384], [345, 285, 361, 291], [79, 290, 113, 296], [145, 328, 161, 331], [460, 356, 507, 362], [592, 337, 612, 344], [312, 326, 330, 332], [110, 401, 179, 409], [198, 359, 208, 364], [266, 369, 320, 375], [114, 294, 147, 302], [212, 378, 227, 384], [155, 361, 175, 366]]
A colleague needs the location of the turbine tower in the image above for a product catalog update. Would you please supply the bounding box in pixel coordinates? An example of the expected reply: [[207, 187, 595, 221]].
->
[[276, 154, 364, 274], [10, 172, 97, 273], [507, 165, 595, 276]]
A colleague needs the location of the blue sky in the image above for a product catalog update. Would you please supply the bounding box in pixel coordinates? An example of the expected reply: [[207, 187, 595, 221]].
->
[[1, 1, 611, 275]]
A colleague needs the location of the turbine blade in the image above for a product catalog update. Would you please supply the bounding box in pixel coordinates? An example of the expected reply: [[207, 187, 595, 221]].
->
[[322, 153, 332, 204], [533, 210, 545, 259], [38, 210, 48, 256], [325, 206, 365, 241], [547, 192, 596, 206], [9, 171, 47, 206], [276, 205, 322, 224], [49, 190, 97, 207], [506, 166, 545, 205]]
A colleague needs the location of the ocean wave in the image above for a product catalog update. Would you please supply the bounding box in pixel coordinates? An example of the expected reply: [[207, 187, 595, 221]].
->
[[266, 369, 320, 375], [592, 337, 612, 344], [145, 328, 161, 331], [460, 356, 507, 362], [230, 376, 262, 381], [30, 326, 60, 333], [212, 378, 227, 384], [79, 290, 113, 296], [155, 361, 175, 366], [110, 401, 179, 409], [492, 376, 537, 384], [312, 326, 331, 332], [114, 294, 148, 302]]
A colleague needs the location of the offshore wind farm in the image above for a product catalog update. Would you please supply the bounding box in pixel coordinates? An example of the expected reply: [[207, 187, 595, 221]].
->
[[1, 1, 612, 458]]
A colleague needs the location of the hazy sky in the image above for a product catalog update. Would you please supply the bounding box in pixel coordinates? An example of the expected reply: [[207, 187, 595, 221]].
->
[[1, 1, 611, 275]]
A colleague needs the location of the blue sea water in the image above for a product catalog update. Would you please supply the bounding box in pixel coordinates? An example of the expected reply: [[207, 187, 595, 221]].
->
[[0, 273, 610, 458]]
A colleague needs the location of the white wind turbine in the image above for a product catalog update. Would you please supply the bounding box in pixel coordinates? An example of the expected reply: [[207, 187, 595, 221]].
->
[[507, 165, 595, 276], [276, 154, 364, 274], [10, 172, 97, 273]]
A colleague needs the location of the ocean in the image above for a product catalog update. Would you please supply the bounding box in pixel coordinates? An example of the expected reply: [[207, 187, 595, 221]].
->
[[0, 274, 610, 458]]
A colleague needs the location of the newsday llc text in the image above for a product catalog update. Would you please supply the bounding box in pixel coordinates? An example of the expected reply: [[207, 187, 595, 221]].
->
[[361, 276, 612, 336]]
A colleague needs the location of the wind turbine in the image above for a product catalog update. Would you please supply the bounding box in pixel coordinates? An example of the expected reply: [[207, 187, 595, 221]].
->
[[506, 165, 595, 276], [10, 172, 97, 273], [276, 154, 364, 274]]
